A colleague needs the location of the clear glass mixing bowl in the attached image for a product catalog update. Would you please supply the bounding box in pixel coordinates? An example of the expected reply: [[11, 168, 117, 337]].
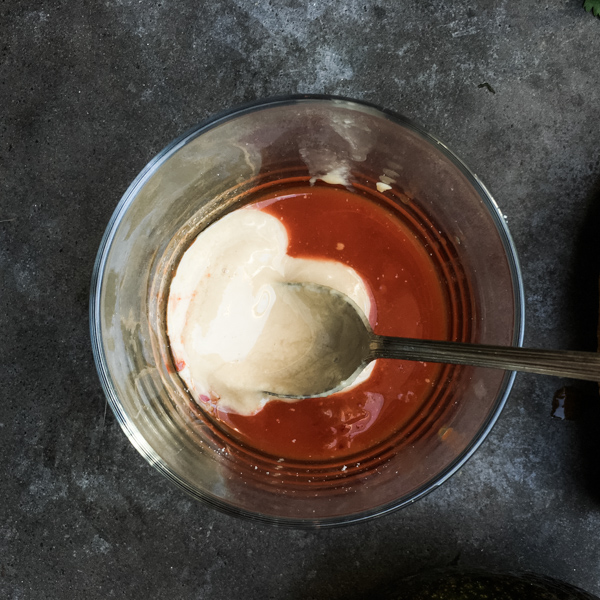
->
[[90, 96, 524, 527]]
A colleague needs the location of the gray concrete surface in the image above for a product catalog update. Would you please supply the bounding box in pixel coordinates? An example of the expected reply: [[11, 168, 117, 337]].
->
[[2, 0, 600, 598]]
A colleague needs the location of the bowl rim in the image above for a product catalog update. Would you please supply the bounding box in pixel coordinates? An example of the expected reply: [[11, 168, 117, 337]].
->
[[89, 94, 525, 528]]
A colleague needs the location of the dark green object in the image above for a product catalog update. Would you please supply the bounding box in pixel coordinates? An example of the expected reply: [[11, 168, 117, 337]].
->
[[584, 0, 600, 17], [391, 569, 599, 600]]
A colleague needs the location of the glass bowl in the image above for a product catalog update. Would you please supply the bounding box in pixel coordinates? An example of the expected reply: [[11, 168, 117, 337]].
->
[[90, 96, 524, 527]]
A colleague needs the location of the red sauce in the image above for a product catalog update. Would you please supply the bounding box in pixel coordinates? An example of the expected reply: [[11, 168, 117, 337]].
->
[[214, 185, 450, 461]]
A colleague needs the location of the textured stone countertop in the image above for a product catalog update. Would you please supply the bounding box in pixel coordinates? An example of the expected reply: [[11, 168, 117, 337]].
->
[[2, 1, 600, 598]]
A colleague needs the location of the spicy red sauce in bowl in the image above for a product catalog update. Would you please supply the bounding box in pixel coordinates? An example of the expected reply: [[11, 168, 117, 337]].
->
[[217, 185, 452, 463], [91, 97, 523, 526]]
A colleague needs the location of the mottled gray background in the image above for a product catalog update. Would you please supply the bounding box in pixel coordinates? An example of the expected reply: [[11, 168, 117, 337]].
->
[[2, 0, 600, 598]]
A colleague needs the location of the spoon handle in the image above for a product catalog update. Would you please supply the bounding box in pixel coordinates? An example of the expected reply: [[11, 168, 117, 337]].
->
[[370, 336, 600, 382]]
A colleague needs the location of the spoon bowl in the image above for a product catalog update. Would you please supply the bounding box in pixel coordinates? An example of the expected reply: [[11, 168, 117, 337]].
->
[[261, 283, 372, 398]]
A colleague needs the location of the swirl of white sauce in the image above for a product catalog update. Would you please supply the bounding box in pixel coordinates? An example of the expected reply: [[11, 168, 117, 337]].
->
[[167, 207, 373, 416]]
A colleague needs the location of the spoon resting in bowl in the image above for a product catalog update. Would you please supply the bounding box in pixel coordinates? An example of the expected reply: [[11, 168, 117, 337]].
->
[[262, 282, 600, 399]]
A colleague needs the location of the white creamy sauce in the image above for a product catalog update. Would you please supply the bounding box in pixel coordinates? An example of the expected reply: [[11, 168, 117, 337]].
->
[[309, 166, 351, 187], [167, 207, 373, 416]]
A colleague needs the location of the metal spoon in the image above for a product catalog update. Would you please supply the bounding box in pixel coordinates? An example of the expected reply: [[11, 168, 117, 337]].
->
[[264, 282, 600, 399]]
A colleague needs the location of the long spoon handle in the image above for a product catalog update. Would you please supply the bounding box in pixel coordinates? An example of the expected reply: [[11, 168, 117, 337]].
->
[[370, 336, 600, 382]]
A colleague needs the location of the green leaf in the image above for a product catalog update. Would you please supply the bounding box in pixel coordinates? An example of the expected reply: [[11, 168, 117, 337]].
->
[[584, 0, 600, 17]]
